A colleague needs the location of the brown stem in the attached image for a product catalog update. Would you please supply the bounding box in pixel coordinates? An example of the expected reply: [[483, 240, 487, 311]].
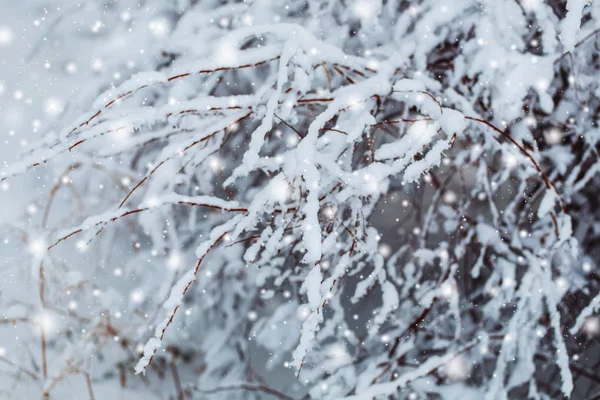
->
[[84, 372, 95, 400], [39, 263, 48, 381], [171, 362, 184, 400], [465, 116, 565, 212], [0, 356, 39, 380]]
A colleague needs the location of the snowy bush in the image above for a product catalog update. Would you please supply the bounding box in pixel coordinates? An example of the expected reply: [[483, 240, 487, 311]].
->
[[1, 0, 600, 399]]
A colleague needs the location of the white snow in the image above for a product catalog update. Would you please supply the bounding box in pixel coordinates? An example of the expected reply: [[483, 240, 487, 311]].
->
[[560, 0, 589, 52]]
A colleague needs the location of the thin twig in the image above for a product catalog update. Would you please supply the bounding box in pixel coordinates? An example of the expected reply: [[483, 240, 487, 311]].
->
[[39, 263, 48, 382], [554, 28, 600, 64], [84, 372, 95, 400], [274, 114, 305, 139], [0, 356, 39, 380], [171, 362, 184, 400]]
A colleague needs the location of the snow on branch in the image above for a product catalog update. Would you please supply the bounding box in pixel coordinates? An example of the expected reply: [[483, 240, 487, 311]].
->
[[2, 1, 599, 399]]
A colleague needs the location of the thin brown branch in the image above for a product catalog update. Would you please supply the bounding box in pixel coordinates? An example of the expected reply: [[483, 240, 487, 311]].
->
[[84, 372, 95, 400], [49, 200, 246, 249], [465, 116, 565, 209], [118, 112, 251, 209], [39, 263, 48, 381], [0, 356, 39, 380], [274, 114, 305, 139], [140, 230, 230, 370], [555, 28, 600, 64], [171, 362, 183, 400]]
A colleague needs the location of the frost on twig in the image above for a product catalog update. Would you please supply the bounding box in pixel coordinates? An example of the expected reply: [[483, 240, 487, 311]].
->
[[2, 1, 600, 399]]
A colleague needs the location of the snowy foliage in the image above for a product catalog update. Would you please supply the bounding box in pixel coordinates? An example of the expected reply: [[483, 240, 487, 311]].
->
[[1, 0, 600, 399]]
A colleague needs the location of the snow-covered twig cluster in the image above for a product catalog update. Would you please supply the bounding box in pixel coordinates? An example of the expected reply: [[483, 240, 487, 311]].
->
[[2, 0, 600, 399]]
